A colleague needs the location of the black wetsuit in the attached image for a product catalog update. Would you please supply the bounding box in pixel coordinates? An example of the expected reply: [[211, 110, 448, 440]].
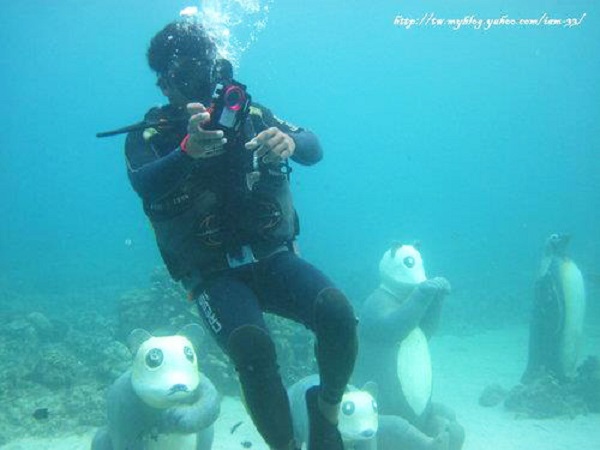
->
[[125, 101, 357, 449]]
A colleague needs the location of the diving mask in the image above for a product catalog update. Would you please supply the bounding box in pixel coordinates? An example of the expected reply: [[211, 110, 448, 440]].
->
[[161, 56, 215, 102]]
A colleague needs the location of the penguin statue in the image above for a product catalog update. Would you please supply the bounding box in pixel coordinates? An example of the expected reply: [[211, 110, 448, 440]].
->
[[522, 233, 586, 383]]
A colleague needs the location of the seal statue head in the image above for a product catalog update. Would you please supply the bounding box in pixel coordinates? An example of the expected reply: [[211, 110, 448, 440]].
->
[[338, 383, 379, 442], [128, 324, 204, 409], [379, 242, 426, 292]]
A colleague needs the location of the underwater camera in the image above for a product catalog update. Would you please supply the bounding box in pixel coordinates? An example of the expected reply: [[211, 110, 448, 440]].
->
[[206, 80, 251, 137], [96, 76, 251, 140]]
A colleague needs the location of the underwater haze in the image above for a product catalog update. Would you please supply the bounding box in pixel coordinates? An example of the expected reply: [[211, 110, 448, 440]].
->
[[1, 0, 598, 310], [0, 0, 599, 447]]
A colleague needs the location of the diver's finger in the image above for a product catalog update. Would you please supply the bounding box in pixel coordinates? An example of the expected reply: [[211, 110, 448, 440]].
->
[[270, 141, 289, 157], [279, 148, 292, 159], [255, 127, 279, 144], [187, 103, 207, 114], [189, 113, 211, 133], [264, 133, 285, 149], [245, 138, 259, 150], [196, 130, 225, 141], [255, 145, 270, 157]]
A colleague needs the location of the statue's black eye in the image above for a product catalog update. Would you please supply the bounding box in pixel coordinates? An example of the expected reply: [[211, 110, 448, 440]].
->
[[146, 348, 163, 368], [342, 401, 355, 416], [372, 399, 378, 413], [403, 256, 415, 268], [184, 346, 195, 363]]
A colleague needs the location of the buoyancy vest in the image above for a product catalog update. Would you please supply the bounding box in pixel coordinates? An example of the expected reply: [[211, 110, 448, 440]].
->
[[130, 104, 299, 282]]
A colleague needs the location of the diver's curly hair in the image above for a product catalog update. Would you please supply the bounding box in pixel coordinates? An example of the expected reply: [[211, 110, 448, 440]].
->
[[147, 20, 217, 74]]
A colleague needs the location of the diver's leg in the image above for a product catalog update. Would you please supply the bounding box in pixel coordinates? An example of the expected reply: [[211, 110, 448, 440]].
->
[[310, 286, 358, 412], [256, 251, 358, 450], [228, 325, 299, 450], [197, 275, 297, 450]]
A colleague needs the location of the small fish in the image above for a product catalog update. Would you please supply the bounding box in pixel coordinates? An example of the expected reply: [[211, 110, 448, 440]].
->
[[32, 408, 49, 420], [230, 420, 243, 434]]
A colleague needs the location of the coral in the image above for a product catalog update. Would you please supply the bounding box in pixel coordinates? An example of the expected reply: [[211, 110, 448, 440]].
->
[[504, 373, 587, 419], [117, 269, 193, 340], [504, 356, 600, 419], [64, 383, 107, 426], [29, 344, 80, 389], [266, 314, 317, 385], [575, 356, 600, 413], [0, 267, 320, 443], [26, 312, 54, 337], [0, 308, 117, 441], [96, 341, 132, 380]]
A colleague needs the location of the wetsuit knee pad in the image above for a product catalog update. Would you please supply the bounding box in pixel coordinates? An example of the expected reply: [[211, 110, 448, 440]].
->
[[313, 288, 358, 404], [314, 287, 357, 339]]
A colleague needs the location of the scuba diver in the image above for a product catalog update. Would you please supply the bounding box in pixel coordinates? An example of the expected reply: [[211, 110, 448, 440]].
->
[[105, 19, 358, 450]]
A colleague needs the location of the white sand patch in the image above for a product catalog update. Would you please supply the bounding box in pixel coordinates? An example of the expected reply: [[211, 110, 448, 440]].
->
[[212, 396, 269, 450], [431, 326, 600, 450], [0, 397, 269, 450]]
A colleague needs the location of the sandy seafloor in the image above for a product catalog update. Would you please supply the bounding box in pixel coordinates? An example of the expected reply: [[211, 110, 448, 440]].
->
[[1, 326, 598, 450]]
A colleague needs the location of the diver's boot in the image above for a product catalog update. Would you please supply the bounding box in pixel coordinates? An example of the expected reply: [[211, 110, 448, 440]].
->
[[306, 385, 344, 450]]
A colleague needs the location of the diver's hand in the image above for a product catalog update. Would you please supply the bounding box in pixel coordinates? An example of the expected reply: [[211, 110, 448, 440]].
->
[[183, 103, 227, 159], [245, 127, 295, 164], [417, 277, 451, 299]]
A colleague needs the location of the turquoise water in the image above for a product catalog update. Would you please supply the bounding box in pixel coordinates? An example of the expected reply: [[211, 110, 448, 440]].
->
[[1, 0, 598, 303], [1, 0, 598, 306], [0, 0, 598, 446]]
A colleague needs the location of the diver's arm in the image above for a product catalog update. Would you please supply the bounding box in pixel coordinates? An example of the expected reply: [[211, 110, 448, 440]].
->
[[255, 104, 323, 165], [289, 130, 323, 165], [125, 129, 195, 202]]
